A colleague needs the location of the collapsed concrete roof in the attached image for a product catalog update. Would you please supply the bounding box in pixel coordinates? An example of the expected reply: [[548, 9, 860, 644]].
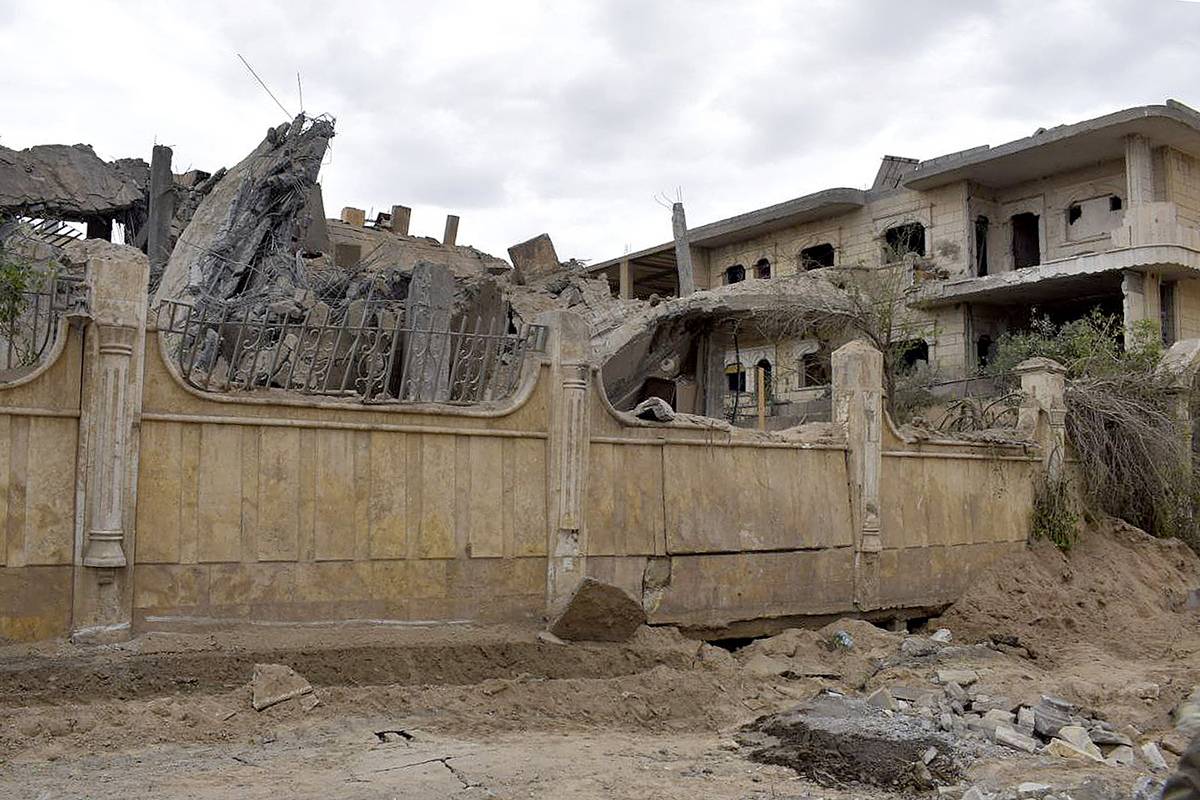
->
[[0, 143, 147, 219], [904, 99, 1200, 190]]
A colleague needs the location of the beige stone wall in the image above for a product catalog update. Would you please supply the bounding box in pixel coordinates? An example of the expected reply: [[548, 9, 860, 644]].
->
[[0, 323, 83, 641], [130, 330, 551, 627], [1164, 149, 1200, 229]]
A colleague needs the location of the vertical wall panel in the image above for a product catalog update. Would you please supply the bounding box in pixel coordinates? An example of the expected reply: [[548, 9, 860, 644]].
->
[[368, 431, 407, 559], [197, 423, 242, 562], [468, 437, 504, 557], [257, 427, 301, 561], [417, 434, 456, 558], [314, 430, 356, 560], [24, 417, 77, 565], [136, 421, 182, 563]]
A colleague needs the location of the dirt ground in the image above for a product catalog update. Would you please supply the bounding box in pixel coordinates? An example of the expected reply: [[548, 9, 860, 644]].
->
[[1, 519, 1197, 799]]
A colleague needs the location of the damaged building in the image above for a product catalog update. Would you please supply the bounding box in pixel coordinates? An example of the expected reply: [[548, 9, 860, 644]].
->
[[586, 99, 1200, 426]]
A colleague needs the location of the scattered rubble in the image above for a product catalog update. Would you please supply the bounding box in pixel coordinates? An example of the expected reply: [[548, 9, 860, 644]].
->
[[547, 577, 647, 642], [250, 663, 314, 711]]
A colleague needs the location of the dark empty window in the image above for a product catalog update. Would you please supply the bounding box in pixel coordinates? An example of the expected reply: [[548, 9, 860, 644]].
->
[[1067, 204, 1082, 225], [976, 334, 993, 368], [724, 264, 746, 284], [754, 258, 771, 279], [800, 243, 835, 270], [726, 364, 747, 392], [884, 222, 926, 260], [895, 339, 929, 373], [974, 216, 989, 277], [800, 351, 831, 387], [1110, 196, 1123, 211], [1011, 213, 1040, 268], [1161, 280, 1177, 347]]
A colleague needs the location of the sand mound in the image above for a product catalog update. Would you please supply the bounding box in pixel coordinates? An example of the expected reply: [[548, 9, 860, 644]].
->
[[934, 517, 1200, 661]]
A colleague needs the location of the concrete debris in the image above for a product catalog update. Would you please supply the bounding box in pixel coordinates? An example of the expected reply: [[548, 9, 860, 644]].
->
[[0, 143, 146, 220], [536, 630, 567, 646], [1015, 782, 1051, 799], [930, 628, 953, 643], [155, 115, 335, 305], [507, 233, 561, 284], [547, 577, 646, 642], [632, 396, 676, 422], [1105, 745, 1135, 767], [250, 663, 313, 711], [1139, 741, 1168, 771], [1055, 725, 1104, 760], [737, 694, 962, 790], [1044, 737, 1104, 763], [1131, 776, 1166, 800], [936, 669, 979, 687], [1033, 695, 1074, 738], [866, 688, 899, 711]]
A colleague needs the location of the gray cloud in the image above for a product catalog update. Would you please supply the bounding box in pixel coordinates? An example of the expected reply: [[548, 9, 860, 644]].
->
[[2, 0, 1199, 261]]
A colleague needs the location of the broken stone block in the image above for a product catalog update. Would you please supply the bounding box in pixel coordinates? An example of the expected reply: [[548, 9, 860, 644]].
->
[[1045, 737, 1104, 763], [961, 788, 986, 800], [929, 628, 952, 643], [944, 681, 969, 703], [1033, 695, 1073, 738], [993, 729, 1041, 753], [1016, 706, 1036, 732], [1088, 727, 1132, 747], [548, 577, 646, 642], [250, 663, 313, 711], [866, 688, 898, 711], [1056, 725, 1104, 760], [936, 669, 978, 687], [1106, 745, 1135, 767], [1139, 741, 1168, 771], [982, 708, 1015, 726], [508, 233, 561, 283], [1016, 782, 1051, 799]]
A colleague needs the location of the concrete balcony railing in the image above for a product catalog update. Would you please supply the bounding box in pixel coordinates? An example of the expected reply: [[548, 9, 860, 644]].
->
[[1111, 201, 1200, 250]]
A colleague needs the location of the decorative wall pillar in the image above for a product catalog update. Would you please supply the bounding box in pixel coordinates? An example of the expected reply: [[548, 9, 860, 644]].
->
[[832, 340, 883, 610], [1014, 357, 1068, 478], [537, 310, 593, 613], [1124, 133, 1154, 209], [72, 242, 150, 641]]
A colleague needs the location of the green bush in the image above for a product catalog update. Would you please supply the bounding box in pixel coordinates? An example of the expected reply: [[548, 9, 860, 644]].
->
[[1030, 470, 1079, 551]]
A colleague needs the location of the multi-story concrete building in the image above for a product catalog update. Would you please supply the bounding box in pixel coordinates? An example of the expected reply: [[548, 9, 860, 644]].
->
[[587, 100, 1200, 420]]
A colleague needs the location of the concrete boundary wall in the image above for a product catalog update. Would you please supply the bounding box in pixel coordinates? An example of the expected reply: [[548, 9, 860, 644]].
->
[[0, 245, 1055, 642]]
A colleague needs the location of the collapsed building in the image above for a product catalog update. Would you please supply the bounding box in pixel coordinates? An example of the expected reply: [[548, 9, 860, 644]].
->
[[585, 99, 1200, 426]]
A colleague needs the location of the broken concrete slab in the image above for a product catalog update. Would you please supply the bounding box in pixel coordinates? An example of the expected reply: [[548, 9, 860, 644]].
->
[[1045, 737, 1104, 763], [936, 668, 979, 687], [508, 233, 561, 284], [866, 688, 899, 711], [0, 143, 146, 220], [1139, 741, 1168, 770], [632, 396, 676, 422], [548, 577, 646, 642], [250, 663, 313, 711], [994, 725, 1038, 753]]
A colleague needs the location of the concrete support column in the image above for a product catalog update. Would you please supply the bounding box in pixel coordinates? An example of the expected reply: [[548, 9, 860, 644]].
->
[[390, 205, 412, 236], [671, 202, 696, 296], [1125, 134, 1154, 208], [700, 326, 731, 419], [538, 310, 592, 614], [618, 258, 632, 300], [443, 214, 460, 247], [72, 242, 150, 642], [147, 144, 175, 280], [1121, 270, 1151, 343], [1014, 357, 1068, 478], [832, 340, 883, 609]]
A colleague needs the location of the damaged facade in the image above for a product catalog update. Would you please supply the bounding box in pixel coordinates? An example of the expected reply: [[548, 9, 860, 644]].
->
[[587, 100, 1200, 426]]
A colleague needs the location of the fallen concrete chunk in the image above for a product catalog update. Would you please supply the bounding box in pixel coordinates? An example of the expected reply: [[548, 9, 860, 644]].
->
[[1045, 737, 1104, 763], [936, 669, 978, 686], [1057, 725, 1104, 761], [1033, 695, 1073, 738], [251, 663, 313, 711], [536, 630, 567, 646], [1139, 741, 1168, 771], [508, 233, 561, 283], [995, 725, 1038, 753], [1087, 726, 1132, 747], [929, 628, 952, 643], [548, 577, 646, 642], [866, 688, 898, 711], [632, 396, 676, 422], [1106, 745, 1135, 767]]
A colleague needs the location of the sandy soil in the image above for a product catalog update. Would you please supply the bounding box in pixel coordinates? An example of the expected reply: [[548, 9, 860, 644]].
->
[[1, 520, 1196, 799]]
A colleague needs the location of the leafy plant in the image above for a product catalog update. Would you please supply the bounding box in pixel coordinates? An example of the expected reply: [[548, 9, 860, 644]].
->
[[1030, 468, 1079, 551]]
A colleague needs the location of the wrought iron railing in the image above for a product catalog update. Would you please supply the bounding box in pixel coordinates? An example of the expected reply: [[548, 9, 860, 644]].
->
[[1, 274, 87, 375], [157, 299, 548, 405]]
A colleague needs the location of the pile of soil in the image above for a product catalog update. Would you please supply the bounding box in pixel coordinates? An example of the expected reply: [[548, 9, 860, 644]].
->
[[934, 517, 1200, 662]]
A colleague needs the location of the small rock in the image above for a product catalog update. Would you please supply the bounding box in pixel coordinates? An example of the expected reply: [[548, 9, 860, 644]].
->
[[937, 669, 979, 687], [995, 725, 1039, 753], [1033, 695, 1073, 738], [1045, 737, 1104, 763], [1087, 727, 1132, 747], [922, 746, 938, 764], [1131, 776, 1165, 800], [1129, 681, 1160, 700], [1057, 725, 1104, 760], [830, 630, 854, 650], [900, 637, 938, 658], [1139, 741, 1168, 771], [717, 739, 739, 752], [892, 686, 940, 705], [1016, 782, 1051, 799], [962, 788, 987, 800], [938, 712, 955, 732], [983, 709, 1016, 725], [1105, 745, 1135, 767], [537, 630, 567, 646], [930, 628, 953, 643], [866, 688, 899, 711], [251, 663, 313, 712], [936, 786, 966, 798], [944, 681, 969, 703]]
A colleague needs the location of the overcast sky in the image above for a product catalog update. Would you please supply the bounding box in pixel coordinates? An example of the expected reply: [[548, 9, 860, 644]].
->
[[2, 1, 1199, 262]]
